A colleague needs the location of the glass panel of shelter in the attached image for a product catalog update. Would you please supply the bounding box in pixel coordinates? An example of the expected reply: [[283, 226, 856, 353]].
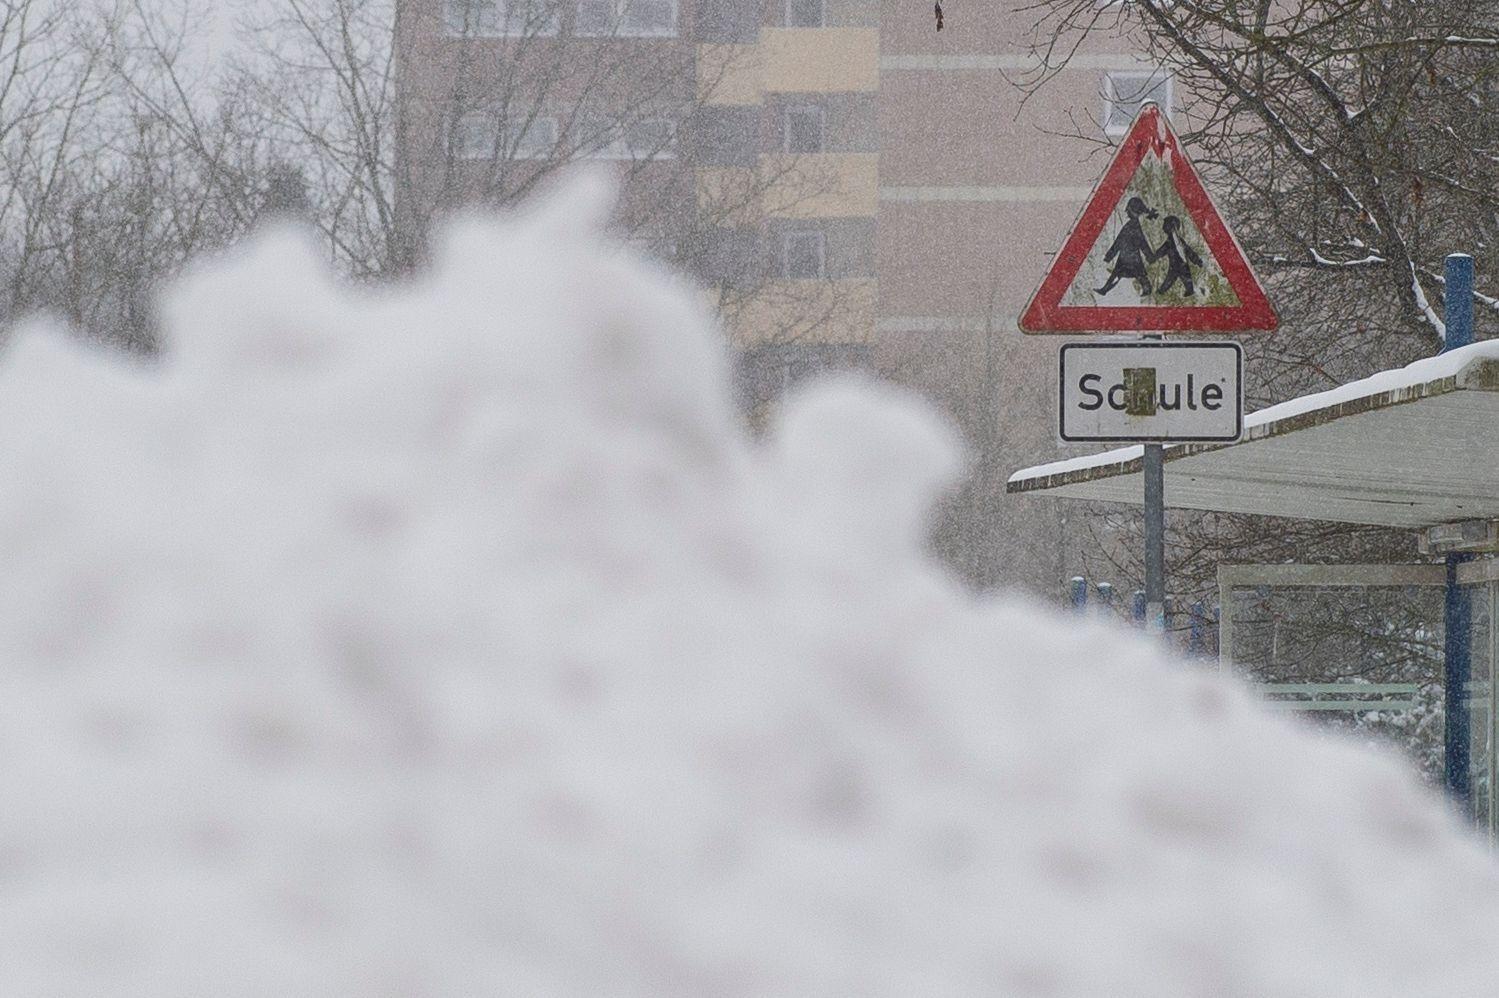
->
[[1218, 561, 1499, 841], [1220, 579, 1444, 780], [1466, 576, 1498, 838]]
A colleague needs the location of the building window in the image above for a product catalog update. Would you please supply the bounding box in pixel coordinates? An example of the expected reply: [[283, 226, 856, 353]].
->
[[445, 0, 496, 35], [783, 230, 826, 279], [510, 117, 559, 159], [574, 0, 676, 36], [444, 0, 560, 36], [782, 104, 825, 154], [574, 0, 612, 33], [592, 118, 677, 159], [785, 0, 824, 28], [452, 111, 498, 159], [695, 0, 760, 42], [452, 113, 557, 160], [623, 118, 675, 159], [1103, 71, 1171, 134]]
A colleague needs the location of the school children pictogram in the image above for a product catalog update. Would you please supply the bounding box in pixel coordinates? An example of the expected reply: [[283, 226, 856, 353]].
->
[[1153, 215, 1203, 296], [1095, 197, 1159, 297], [1019, 102, 1276, 334]]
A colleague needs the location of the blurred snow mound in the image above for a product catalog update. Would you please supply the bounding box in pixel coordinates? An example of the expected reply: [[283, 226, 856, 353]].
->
[[1, 174, 1497, 997]]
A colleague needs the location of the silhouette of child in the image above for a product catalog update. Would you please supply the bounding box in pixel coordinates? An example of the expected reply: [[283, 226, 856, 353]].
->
[[1152, 215, 1203, 296], [1095, 197, 1158, 296]]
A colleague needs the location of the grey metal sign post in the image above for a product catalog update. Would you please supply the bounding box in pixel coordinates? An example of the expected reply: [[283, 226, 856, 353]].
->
[[1144, 444, 1166, 633], [1057, 340, 1244, 633]]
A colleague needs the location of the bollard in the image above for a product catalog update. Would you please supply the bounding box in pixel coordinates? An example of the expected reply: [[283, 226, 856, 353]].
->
[[1096, 582, 1116, 617], [1188, 600, 1207, 657]]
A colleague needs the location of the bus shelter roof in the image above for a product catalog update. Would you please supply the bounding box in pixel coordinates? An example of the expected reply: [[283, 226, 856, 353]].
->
[[1007, 341, 1499, 530]]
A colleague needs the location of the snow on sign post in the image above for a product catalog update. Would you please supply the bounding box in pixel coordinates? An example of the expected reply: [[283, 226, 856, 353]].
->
[[1019, 102, 1275, 636], [1059, 342, 1243, 443], [1018, 102, 1276, 334]]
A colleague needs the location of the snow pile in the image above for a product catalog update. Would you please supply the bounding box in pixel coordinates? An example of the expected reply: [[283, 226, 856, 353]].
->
[[1, 175, 1498, 996]]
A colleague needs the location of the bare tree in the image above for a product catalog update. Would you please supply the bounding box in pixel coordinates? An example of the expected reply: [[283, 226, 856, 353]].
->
[[0, 2, 118, 334], [0, 1, 270, 349], [218, 0, 855, 349], [1005, 0, 1499, 728], [0, 0, 866, 379], [1014, 0, 1499, 350]]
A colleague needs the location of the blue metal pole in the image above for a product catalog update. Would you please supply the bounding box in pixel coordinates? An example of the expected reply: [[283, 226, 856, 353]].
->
[[1442, 252, 1475, 809], [1443, 254, 1474, 352], [1131, 589, 1146, 625], [1446, 553, 1474, 808], [1070, 576, 1088, 613]]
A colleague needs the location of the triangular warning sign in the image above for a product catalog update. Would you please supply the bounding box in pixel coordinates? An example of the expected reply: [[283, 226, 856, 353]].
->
[[1019, 103, 1276, 334]]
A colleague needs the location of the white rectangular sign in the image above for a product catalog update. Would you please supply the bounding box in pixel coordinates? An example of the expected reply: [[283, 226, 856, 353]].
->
[[1059, 341, 1243, 443]]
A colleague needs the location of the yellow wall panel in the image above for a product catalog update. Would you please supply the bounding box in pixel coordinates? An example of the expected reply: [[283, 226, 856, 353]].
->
[[698, 44, 762, 106], [762, 153, 879, 218], [702, 156, 880, 221], [723, 279, 877, 348], [762, 29, 879, 93]]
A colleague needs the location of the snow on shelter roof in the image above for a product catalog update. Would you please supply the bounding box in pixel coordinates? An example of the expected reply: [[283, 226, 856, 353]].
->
[[1007, 340, 1499, 529]]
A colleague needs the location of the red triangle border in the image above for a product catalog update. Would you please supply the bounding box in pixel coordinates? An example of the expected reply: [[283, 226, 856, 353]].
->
[[1019, 104, 1277, 334]]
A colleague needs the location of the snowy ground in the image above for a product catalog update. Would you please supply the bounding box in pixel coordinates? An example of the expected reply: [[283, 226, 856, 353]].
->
[[1, 174, 1498, 995]]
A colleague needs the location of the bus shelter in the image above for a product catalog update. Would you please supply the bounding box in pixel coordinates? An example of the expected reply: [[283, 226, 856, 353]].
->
[[1008, 341, 1499, 829]]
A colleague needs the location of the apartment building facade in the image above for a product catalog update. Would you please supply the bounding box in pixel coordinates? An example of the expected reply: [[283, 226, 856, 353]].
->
[[397, 0, 1170, 592]]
